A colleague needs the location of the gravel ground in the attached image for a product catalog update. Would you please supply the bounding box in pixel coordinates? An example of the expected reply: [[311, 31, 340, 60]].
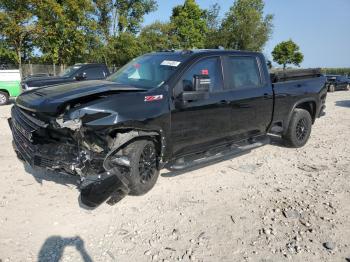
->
[[0, 91, 349, 262]]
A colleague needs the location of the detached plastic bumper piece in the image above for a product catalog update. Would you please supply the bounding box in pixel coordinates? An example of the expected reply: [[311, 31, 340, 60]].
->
[[79, 168, 129, 208]]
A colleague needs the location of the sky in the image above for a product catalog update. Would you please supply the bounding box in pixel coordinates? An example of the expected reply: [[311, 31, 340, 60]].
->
[[143, 0, 350, 68]]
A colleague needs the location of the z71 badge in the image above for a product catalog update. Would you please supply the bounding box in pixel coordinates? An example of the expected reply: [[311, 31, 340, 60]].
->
[[144, 95, 163, 102]]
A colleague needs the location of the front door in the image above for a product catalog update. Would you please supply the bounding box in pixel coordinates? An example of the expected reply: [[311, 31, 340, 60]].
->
[[170, 56, 232, 157]]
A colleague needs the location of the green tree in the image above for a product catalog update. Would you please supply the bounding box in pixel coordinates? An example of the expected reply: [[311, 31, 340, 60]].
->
[[94, 0, 157, 66], [220, 0, 273, 51], [107, 33, 144, 67], [139, 21, 179, 51], [170, 0, 207, 49], [204, 3, 222, 48], [272, 39, 304, 69], [0, 39, 17, 65], [205, 3, 221, 31], [112, 0, 157, 35], [321, 68, 350, 76], [94, 0, 157, 37], [0, 0, 36, 73], [33, 0, 98, 67], [94, 0, 113, 41]]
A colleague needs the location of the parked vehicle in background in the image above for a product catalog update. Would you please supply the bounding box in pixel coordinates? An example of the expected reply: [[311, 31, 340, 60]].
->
[[8, 50, 327, 207], [326, 75, 350, 92], [23, 73, 53, 80], [0, 64, 9, 70], [21, 63, 110, 91], [0, 70, 21, 105]]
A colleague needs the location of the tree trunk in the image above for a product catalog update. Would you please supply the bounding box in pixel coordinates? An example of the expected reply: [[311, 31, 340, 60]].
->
[[112, 4, 118, 37], [17, 48, 22, 79], [104, 55, 108, 67]]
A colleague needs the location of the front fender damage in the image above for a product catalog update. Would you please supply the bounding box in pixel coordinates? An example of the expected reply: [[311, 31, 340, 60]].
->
[[78, 129, 161, 208], [55, 118, 161, 208]]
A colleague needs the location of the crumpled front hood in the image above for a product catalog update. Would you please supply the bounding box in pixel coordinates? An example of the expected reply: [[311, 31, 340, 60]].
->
[[16, 80, 146, 114]]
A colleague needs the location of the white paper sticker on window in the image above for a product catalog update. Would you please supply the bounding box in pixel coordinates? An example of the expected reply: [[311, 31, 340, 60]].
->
[[160, 60, 181, 67]]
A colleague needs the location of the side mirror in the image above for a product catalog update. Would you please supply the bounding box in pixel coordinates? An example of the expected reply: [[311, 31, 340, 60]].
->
[[75, 72, 87, 81], [193, 74, 211, 92]]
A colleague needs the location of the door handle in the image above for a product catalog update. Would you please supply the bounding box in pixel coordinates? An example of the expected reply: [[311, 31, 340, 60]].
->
[[219, 100, 230, 105], [263, 93, 270, 99]]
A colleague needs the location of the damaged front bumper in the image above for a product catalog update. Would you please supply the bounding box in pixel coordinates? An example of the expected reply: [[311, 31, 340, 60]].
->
[[9, 117, 89, 175], [8, 105, 130, 207], [79, 169, 130, 207]]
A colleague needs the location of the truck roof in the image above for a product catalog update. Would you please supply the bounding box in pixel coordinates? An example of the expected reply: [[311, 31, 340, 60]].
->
[[152, 49, 261, 56], [74, 63, 107, 67]]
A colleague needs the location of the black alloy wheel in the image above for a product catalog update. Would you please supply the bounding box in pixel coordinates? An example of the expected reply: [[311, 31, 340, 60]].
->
[[138, 144, 157, 184], [283, 108, 312, 148], [121, 140, 160, 196], [295, 117, 309, 142]]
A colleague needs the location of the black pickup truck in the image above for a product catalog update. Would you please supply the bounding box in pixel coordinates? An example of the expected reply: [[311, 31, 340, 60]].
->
[[325, 75, 350, 92], [8, 50, 327, 207], [21, 63, 110, 91]]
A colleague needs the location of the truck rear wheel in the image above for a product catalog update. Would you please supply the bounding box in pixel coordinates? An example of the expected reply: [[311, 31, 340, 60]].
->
[[283, 109, 312, 148], [0, 91, 9, 105], [122, 140, 159, 196]]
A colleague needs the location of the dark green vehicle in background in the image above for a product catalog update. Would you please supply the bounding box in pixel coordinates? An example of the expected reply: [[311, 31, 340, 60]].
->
[[0, 69, 21, 105]]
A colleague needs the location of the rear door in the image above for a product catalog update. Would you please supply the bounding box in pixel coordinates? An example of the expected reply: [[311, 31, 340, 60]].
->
[[222, 55, 273, 139], [171, 56, 233, 156]]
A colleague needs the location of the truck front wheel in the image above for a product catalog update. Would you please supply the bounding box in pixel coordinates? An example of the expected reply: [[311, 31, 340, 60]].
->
[[122, 140, 160, 196], [283, 109, 312, 148], [0, 91, 9, 105]]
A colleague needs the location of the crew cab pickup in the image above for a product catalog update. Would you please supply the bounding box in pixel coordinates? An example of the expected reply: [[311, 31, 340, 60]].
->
[[8, 50, 327, 207], [21, 63, 110, 91]]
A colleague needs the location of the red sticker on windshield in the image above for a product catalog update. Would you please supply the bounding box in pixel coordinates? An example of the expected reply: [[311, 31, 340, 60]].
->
[[133, 63, 141, 69], [145, 95, 163, 102], [201, 69, 209, 75]]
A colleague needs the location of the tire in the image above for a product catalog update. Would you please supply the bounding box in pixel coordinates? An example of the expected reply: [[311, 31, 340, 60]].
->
[[283, 109, 312, 148], [328, 84, 335, 92], [0, 91, 9, 105], [122, 140, 159, 196]]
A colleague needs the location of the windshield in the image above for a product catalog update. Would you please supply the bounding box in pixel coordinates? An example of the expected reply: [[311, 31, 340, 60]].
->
[[107, 54, 187, 89], [59, 65, 82, 77]]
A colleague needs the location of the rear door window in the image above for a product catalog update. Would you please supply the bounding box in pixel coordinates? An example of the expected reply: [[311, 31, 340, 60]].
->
[[224, 56, 262, 90], [82, 67, 106, 80]]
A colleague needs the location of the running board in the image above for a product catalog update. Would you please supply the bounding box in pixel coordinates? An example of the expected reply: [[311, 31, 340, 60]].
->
[[168, 136, 270, 171]]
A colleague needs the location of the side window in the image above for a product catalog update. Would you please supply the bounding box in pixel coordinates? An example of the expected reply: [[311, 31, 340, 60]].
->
[[82, 67, 105, 80], [176, 57, 223, 96], [225, 56, 261, 90]]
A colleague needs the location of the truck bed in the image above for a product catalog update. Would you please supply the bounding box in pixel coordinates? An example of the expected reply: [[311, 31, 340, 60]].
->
[[270, 68, 322, 83], [271, 73, 327, 132]]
